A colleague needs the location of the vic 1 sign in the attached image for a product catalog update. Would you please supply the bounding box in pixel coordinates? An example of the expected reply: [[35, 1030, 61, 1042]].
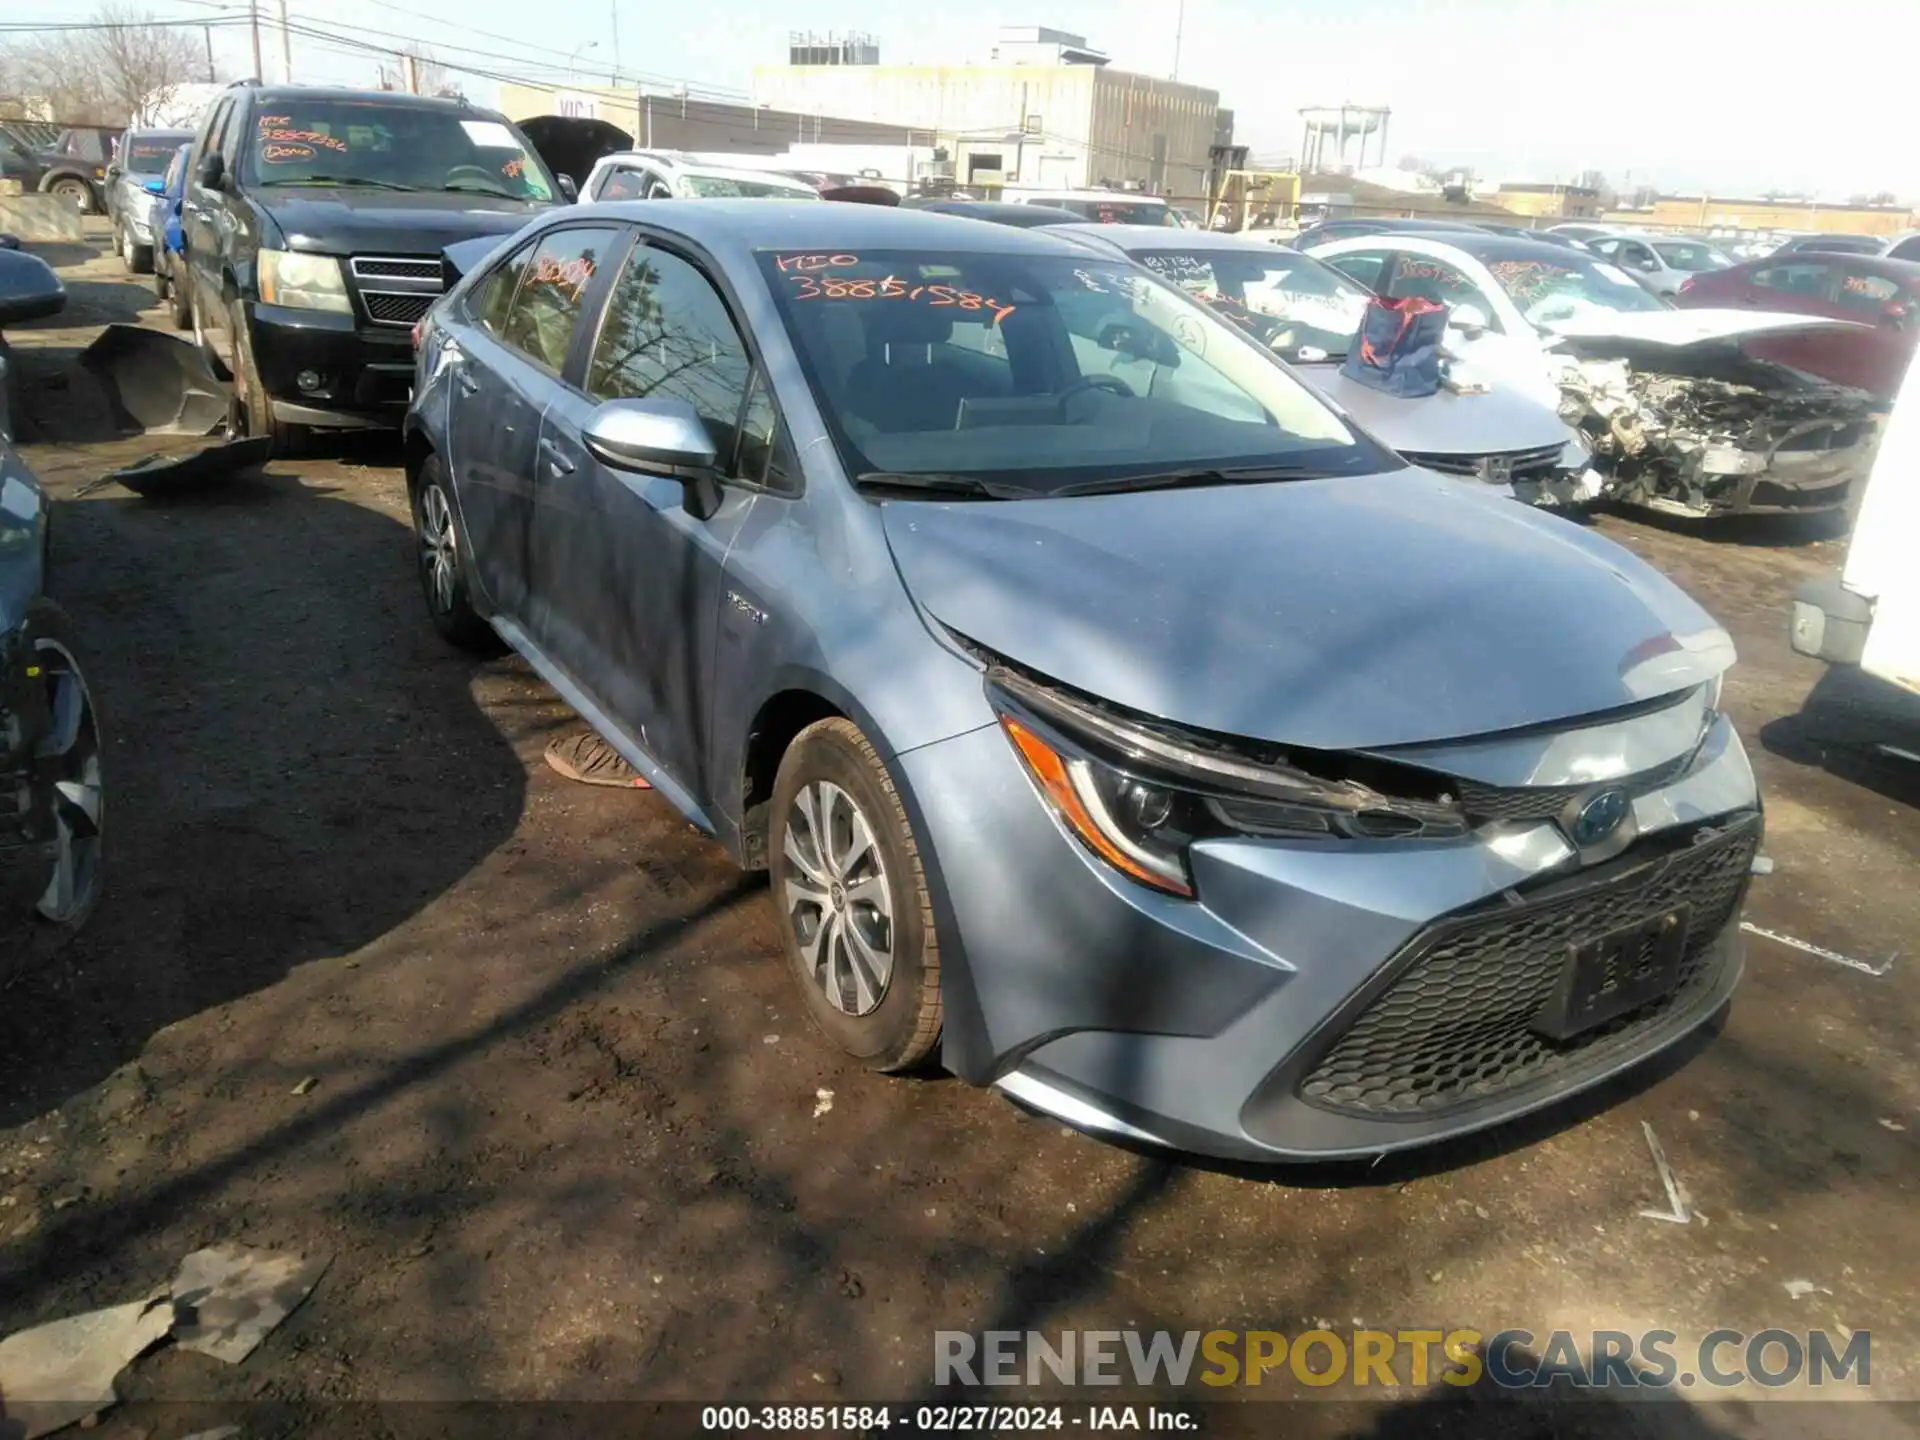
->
[[556, 92, 598, 119]]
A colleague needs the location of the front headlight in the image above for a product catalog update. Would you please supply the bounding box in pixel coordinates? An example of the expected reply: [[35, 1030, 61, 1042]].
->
[[988, 665, 1468, 898], [258, 248, 352, 314]]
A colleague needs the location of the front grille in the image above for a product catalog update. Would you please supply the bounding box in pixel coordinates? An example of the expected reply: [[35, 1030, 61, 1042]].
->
[[1297, 814, 1759, 1118], [1404, 443, 1565, 481], [349, 253, 444, 328], [363, 291, 435, 325], [1454, 748, 1698, 824], [349, 256, 442, 282]]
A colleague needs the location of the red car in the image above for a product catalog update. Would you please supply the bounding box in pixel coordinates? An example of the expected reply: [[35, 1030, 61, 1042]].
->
[[1674, 253, 1920, 397]]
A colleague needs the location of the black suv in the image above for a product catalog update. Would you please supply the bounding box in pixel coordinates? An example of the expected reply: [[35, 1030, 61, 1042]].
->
[[179, 83, 574, 452]]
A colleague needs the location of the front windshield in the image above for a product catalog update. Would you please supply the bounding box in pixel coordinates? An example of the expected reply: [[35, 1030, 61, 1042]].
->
[[244, 101, 555, 201], [1052, 198, 1178, 226], [760, 248, 1388, 496], [681, 174, 818, 199], [126, 134, 190, 174], [1483, 254, 1668, 327], [1653, 241, 1732, 272], [1125, 246, 1371, 361]]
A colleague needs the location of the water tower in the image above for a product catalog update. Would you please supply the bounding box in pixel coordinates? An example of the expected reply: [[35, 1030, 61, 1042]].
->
[[1298, 105, 1390, 173]]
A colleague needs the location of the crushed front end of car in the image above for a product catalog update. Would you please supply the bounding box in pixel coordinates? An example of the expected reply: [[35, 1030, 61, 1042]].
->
[[1555, 347, 1886, 519]]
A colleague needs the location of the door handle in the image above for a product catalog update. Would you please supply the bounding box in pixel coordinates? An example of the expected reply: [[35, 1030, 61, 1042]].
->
[[538, 437, 575, 476], [454, 370, 480, 396]]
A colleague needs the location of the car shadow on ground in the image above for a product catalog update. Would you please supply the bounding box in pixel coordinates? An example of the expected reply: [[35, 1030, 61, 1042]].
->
[[1758, 664, 1920, 810], [1607, 503, 1851, 549], [0, 434, 528, 1131]]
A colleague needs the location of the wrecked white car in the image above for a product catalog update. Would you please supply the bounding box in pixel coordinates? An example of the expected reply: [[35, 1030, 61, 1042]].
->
[[1306, 231, 1887, 518]]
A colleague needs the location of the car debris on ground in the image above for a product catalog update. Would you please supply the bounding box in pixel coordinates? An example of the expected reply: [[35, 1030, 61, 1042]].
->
[[0, 1243, 327, 1436], [0, 1293, 172, 1439], [170, 1243, 330, 1365]]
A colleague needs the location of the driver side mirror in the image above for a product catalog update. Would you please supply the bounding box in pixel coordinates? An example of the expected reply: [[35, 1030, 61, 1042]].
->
[[581, 397, 722, 518], [142, 177, 167, 194], [557, 174, 578, 202], [196, 152, 224, 190], [1096, 321, 1180, 368], [1450, 302, 1490, 335]]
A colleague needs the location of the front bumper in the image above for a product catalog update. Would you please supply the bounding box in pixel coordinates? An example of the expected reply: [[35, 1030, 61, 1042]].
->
[[245, 301, 413, 431], [902, 711, 1760, 1161]]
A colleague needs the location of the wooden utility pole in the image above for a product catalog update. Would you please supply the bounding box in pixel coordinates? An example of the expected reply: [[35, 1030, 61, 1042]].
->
[[203, 24, 216, 82], [278, 0, 292, 81], [249, 0, 264, 82], [402, 51, 419, 94]]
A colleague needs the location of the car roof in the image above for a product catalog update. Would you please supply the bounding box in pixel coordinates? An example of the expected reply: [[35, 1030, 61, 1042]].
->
[[1737, 251, 1920, 276], [239, 85, 487, 114], [127, 128, 196, 139], [594, 150, 811, 182], [1320, 230, 1596, 265], [1008, 188, 1168, 203], [910, 200, 1080, 222], [562, 199, 1101, 257], [1057, 222, 1322, 255]]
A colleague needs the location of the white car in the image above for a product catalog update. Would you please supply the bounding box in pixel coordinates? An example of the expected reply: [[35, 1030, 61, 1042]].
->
[[1792, 348, 1920, 726], [1302, 230, 1888, 517], [578, 150, 822, 203], [1054, 224, 1598, 506]]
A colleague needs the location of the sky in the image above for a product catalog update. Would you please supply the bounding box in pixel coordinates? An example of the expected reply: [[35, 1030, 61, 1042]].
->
[[36, 0, 1912, 201]]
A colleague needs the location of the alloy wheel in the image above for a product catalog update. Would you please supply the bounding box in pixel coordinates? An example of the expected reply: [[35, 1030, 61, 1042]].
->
[[783, 780, 895, 1016], [31, 638, 104, 924], [418, 481, 459, 615]]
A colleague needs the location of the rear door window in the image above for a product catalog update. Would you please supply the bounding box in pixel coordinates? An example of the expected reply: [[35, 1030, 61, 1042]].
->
[[1751, 262, 1837, 300], [497, 228, 622, 373], [1835, 266, 1902, 313]]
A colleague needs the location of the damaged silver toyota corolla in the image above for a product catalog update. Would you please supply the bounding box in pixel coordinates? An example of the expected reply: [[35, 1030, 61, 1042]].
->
[[1305, 231, 1888, 518]]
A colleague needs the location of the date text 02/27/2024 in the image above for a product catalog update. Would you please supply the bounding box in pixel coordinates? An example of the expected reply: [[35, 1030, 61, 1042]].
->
[[698, 1405, 1198, 1433]]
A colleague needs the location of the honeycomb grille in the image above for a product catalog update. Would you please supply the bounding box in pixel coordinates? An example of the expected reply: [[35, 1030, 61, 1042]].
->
[[1297, 815, 1759, 1117], [363, 291, 435, 325]]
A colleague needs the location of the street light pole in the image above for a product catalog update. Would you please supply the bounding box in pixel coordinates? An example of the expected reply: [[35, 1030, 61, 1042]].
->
[[249, 0, 264, 82], [278, 0, 292, 81], [568, 41, 598, 82], [1171, 0, 1185, 81]]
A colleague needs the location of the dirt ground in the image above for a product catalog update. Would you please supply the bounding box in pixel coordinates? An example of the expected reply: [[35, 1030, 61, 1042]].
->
[[1, 226, 1916, 1438]]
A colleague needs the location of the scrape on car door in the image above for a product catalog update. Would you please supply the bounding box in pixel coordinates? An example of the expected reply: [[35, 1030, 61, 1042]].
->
[[530, 237, 767, 807], [445, 225, 623, 619]]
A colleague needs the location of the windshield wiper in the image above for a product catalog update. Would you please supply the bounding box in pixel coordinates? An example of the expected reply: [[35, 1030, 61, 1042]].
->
[[853, 471, 1033, 500], [255, 176, 421, 191], [436, 181, 514, 196], [1051, 464, 1333, 497]]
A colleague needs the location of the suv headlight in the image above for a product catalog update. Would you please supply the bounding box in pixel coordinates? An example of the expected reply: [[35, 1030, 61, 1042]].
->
[[258, 249, 352, 314], [987, 664, 1467, 898]]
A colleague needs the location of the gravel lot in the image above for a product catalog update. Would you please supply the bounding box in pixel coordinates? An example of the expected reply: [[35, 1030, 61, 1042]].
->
[[1, 226, 1915, 1438]]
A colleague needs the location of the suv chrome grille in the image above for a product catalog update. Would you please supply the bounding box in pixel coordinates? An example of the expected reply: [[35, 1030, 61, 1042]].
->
[[348, 254, 444, 327]]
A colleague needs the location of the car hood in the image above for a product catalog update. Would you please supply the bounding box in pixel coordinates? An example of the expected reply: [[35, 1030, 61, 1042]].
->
[[1540, 306, 1867, 354], [1292, 362, 1573, 456], [882, 471, 1731, 751], [256, 189, 552, 256]]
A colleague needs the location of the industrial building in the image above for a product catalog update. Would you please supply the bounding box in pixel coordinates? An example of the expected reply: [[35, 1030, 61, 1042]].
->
[[750, 25, 1230, 201], [1494, 182, 1605, 219], [493, 81, 935, 188]]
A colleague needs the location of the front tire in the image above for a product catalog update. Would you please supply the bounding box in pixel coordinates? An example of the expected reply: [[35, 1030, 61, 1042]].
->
[[769, 718, 942, 1072], [410, 454, 498, 653], [225, 295, 303, 456], [49, 177, 93, 213]]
